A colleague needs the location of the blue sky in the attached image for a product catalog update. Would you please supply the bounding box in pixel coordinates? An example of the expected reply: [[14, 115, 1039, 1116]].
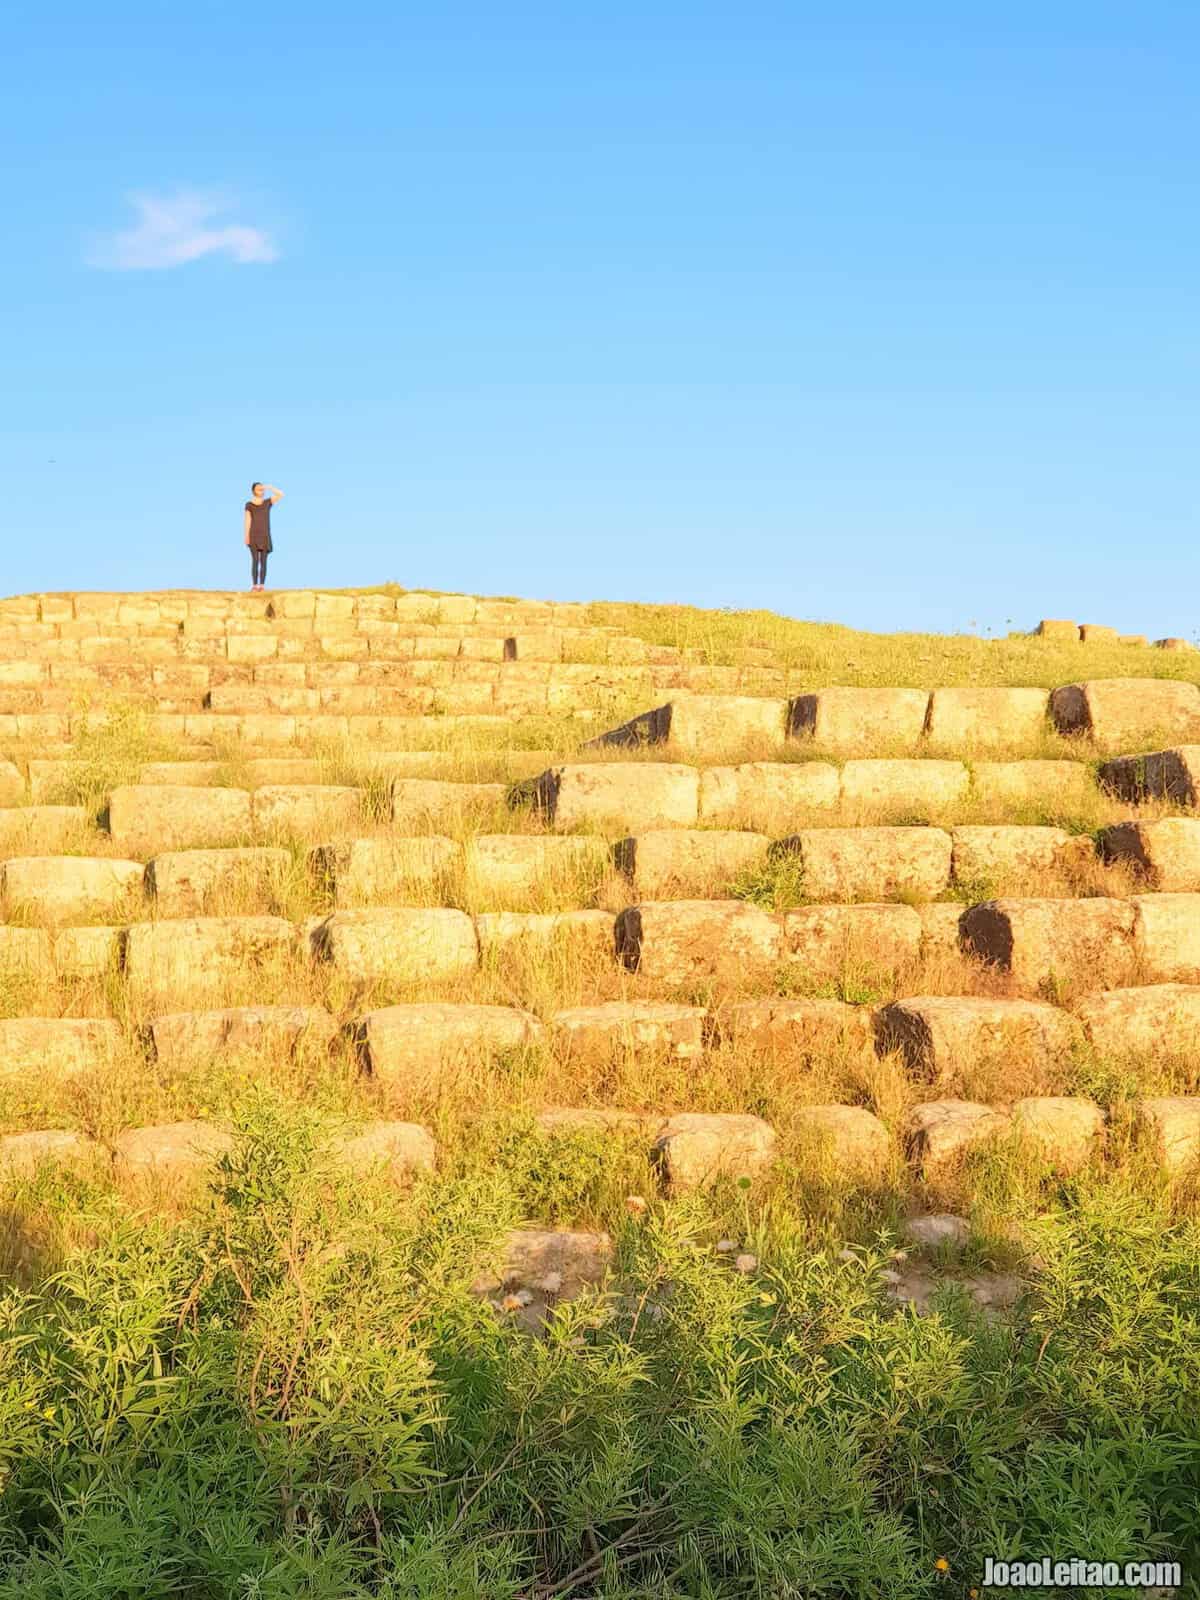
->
[[3, 2, 1197, 635]]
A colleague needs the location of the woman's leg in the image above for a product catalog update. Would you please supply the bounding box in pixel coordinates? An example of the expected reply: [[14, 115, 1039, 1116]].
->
[[259, 550, 269, 587]]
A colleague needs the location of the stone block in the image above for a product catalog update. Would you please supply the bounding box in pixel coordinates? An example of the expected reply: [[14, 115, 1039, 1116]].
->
[[950, 825, 1074, 887], [313, 908, 478, 982], [149, 1005, 337, 1064], [615, 899, 781, 983], [522, 763, 699, 830], [915, 901, 966, 957], [550, 1001, 706, 1062], [875, 996, 1081, 1078], [839, 759, 968, 818], [1, 855, 144, 920], [1078, 624, 1119, 644], [125, 916, 295, 998], [907, 1099, 1011, 1169], [711, 996, 873, 1057], [145, 847, 291, 916], [465, 834, 607, 904], [788, 687, 930, 751], [1137, 1097, 1200, 1174], [1098, 819, 1200, 890], [0, 1128, 98, 1176], [0, 925, 54, 974], [114, 1120, 234, 1175], [783, 903, 922, 972], [697, 761, 840, 826], [1074, 983, 1200, 1057], [351, 1002, 540, 1087], [54, 925, 122, 978], [591, 694, 788, 751], [1036, 619, 1077, 640], [1050, 678, 1200, 747], [612, 829, 769, 898], [474, 909, 615, 961], [108, 785, 251, 852], [390, 778, 507, 827], [331, 1121, 436, 1177], [652, 1112, 777, 1190], [793, 1104, 890, 1179], [1010, 1096, 1104, 1167], [0, 1017, 123, 1081], [0, 807, 89, 853], [1098, 745, 1200, 806], [924, 687, 1049, 749], [970, 760, 1097, 816], [1132, 893, 1200, 982], [771, 826, 951, 901], [959, 898, 1135, 989], [310, 837, 461, 905]]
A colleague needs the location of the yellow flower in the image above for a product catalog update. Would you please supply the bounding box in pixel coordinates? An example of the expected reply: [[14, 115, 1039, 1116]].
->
[[41, 1406, 56, 1420], [934, 1557, 949, 1573]]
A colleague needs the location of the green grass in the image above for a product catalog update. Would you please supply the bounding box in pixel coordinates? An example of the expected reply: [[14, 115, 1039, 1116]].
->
[[0, 1099, 1197, 1598]]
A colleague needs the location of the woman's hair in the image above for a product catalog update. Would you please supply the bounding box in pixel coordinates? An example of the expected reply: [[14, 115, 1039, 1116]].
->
[[251, 481, 263, 493]]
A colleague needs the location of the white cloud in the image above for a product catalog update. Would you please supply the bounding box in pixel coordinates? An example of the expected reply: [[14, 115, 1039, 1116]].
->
[[88, 189, 279, 271]]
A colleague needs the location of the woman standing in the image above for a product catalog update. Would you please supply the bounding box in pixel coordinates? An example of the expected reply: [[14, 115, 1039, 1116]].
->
[[243, 481, 284, 590]]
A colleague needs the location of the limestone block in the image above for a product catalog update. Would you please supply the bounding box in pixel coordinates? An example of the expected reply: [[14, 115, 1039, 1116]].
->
[[1074, 983, 1200, 1057], [697, 761, 840, 826], [907, 1099, 1011, 1168], [1050, 678, 1200, 747], [0, 925, 54, 974], [125, 916, 295, 998], [465, 834, 607, 904], [1010, 1096, 1104, 1168], [793, 1104, 890, 1179], [550, 1001, 706, 1062], [474, 909, 615, 961], [522, 763, 699, 830], [592, 694, 788, 751], [108, 785, 251, 852], [331, 1121, 436, 1176], [310, 837, 461, 905], [712, 997, 873, 1057], [0, 807, 89, 853], [950, 825, 1074, 887], [1137, 1097, 1200, 1174], [1078, 624, 1119, 644], [1098, 745, 1200, 806], [313, 908, 478, 982], [0, 1017, 123, 1081], [924, 687, 1049, 749], [613, 829, 769, 898], [1, 856, 143, 920], [1132, 893, 1200, 982], [771, 826, 951, 901], [113, 1120, 234, 1174], [970, 760, 1097, 816], [0, 1128, 98, 1176], [784, 903, 922, 972], [351, 1002, 540, 1087], [915, 901, 966, 957], [875, 996, 1081, 1077], [1098, 819, 1200, 890], [653, 1112, 777, 1189], [615, 899, 781, 982], [390, 778, 506, 827], [252, 785, 362, 835], [54, 925, 122, 978], [145, 847, 291, 916], [149, 1005, 337, 1064], [788, 687, 930, 751], [959, 898, 1135, 989], [1036, 619, 1077, 640]]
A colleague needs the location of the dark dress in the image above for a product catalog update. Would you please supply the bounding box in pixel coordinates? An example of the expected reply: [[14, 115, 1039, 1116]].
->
[[245, 499, 274, 553]]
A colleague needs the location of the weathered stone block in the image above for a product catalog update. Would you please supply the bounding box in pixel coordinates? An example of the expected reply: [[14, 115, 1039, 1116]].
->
[[1098, 745, 1200, 805], [591, 694, 788, 752], [784, 903, 922, 972], [907, 1099, 1011, 1168], [1, 855, 143, 920], [1050, 678, 1200, 747], [915, 901, 966, 957], [0, 1017, 122, 1081], [351, 1002, 540, 1087], [839, 760, 968, 817], [1011, 1096, 1104, 1168], [522, 763, 699, 830], [1074, 983, 1200, 1057], [970, 760, 1096, 816], [1155, 637, 1194, 653], [613, 829, 769, 898], [114, 1120, 234, 1174], [125, 916, 295, 997], [474, 909, 615, 961], [1078, 624, 1119, 644], [138, 762, 224, 786], [697, 761, 840, 825], [615, 899, 781, 982], [771, 826, 951, 901], [1137, 1097, 1200, 1174], [1036, 619, 1077, 640], [145, 847, 291, 916], [0, 807, 89, 853], [465, 834, 607, 904], [331, 1121, 436, 1176], [1132, 893, 1200, 981], [53, 925, 122, 978], [0, 1128, 98, 1176], [788, 687, 930, 751], [712, 997, 873, 1057], [391, 778, 506, 826], [793, 1104, 890, 1179], [0, 925, 54, 973], [252, 785, 362, 835], [1098, 819, 1200, 890], [314, 908, 478, 982], [310, 837, 461, 905], [950, 825, 1074, 887], [550, 1001, 706, 1062], [0, 760, 23, 805], [653, 1112, 777, 1189], [959, 898, 1135, 989], [149, 1005, 336, 1064], [924, 687, 1049, 749], [875, 996, 1081, 1078], [108, 785, 251, 852]]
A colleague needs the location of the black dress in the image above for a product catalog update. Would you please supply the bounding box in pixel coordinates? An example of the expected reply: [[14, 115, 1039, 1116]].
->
[[245, 500, 274, 553]]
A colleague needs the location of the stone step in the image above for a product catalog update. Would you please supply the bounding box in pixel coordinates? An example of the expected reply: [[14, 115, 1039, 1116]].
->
[[6, 1091, 1199, 1186]]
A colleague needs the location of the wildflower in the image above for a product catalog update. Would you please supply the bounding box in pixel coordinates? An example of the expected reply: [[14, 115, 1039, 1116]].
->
[[715, 1238, 737, 1253], [500, 1294, 524, 1313], [536, 1271, 563, 1296], [625, 1194, 647, 1215], [934, 1557, 949, 1573], [734, 1253, 758, 1274]]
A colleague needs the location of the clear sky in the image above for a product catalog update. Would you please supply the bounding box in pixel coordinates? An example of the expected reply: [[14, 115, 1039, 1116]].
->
[[3, 2, 1197, 635]]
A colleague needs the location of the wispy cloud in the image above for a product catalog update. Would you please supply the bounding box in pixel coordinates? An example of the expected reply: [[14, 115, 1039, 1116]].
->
[[88, 189, 279, 271]]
